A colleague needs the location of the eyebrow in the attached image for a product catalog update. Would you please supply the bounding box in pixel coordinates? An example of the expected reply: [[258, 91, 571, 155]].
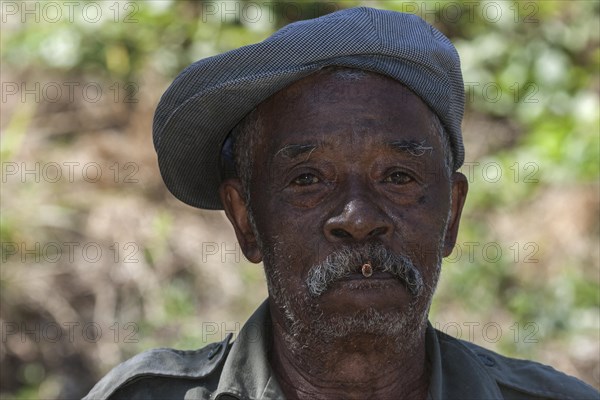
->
[[274, 143, 318, 160], [273, 139, 432, 161], [388, 140, 433, 157]]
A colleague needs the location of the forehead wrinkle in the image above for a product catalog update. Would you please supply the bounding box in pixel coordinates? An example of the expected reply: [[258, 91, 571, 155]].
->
[[388, 139, 433, 157], [274, 143, 318, 161]]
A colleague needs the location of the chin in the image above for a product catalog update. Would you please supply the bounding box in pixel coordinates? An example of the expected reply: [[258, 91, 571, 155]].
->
[[278, 288, 430, 354]]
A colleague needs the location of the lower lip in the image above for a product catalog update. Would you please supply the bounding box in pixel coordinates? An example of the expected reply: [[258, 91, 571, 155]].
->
[[329, 276, 403, 292], [339, 271, 396, 281]]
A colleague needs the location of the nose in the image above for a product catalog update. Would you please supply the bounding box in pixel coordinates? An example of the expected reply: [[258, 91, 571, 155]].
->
[[323, 195, 394, 243]]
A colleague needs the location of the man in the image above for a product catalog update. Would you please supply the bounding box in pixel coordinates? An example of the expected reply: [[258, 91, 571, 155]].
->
[[85, 7, 598, 400]]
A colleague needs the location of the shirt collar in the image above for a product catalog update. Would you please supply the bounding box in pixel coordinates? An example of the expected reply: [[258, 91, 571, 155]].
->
[[215, 300, 283, 400], [214, 300, 503, 400], [426, 322, 504, 399]]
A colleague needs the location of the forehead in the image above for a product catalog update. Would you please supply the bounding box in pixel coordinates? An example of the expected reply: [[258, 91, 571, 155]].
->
[[255, 69, 441, 156], [261, 69, 431, 115]]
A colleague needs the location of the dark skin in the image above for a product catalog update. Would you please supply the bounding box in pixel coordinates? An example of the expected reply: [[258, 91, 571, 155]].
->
[[220, 70, 468, 400]]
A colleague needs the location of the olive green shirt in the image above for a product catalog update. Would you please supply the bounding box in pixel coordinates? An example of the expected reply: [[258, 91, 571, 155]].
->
[[84, 301, 598, 399]]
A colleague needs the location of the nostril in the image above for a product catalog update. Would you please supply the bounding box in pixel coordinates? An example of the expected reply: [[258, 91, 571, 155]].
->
[[368, 227, 388, 238], [331, 228, 352, 239]]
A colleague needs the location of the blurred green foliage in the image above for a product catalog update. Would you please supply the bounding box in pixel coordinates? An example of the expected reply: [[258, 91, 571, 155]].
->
[[1, 1, 598, 398]]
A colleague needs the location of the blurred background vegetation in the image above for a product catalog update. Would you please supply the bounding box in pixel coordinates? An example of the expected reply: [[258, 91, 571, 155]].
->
[[1, 0, 598, 398]]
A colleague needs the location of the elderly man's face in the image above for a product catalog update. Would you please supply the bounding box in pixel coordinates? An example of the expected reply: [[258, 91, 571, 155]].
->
[[221, 70, 467, 351]]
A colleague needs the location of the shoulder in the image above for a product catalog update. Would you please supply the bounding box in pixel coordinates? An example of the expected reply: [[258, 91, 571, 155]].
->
[[448, 334, 599, 400], [83, 334, 233, 400]]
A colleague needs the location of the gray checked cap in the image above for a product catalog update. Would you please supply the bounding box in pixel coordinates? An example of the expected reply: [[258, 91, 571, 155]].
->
[[153, 6, 465, 210]]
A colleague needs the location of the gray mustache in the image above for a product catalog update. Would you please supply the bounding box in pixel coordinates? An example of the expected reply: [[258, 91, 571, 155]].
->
[[306, 244, 424, 297]]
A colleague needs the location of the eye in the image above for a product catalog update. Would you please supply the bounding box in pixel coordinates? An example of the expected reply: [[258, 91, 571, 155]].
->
[[383, 171, 413, 185], [292, 173, 320, 186]]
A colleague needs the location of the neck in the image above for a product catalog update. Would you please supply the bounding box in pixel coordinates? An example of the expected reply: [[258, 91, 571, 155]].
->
[[269, 316, 430, 400]]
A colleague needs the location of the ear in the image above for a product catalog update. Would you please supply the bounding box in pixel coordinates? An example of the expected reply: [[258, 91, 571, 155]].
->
[[443, 172, 468, 257], [219, 178, 263, 263]]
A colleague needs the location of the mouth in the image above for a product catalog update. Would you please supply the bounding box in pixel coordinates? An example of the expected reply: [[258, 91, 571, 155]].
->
[[332, 268, 415, 295], [329, 272, 404, 293], [305, 244, 424, 298], [338, 271, 396, 281]]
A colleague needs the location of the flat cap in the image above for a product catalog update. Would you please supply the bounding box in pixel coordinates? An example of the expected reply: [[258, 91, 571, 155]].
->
[[153, 6, 465, 209]]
